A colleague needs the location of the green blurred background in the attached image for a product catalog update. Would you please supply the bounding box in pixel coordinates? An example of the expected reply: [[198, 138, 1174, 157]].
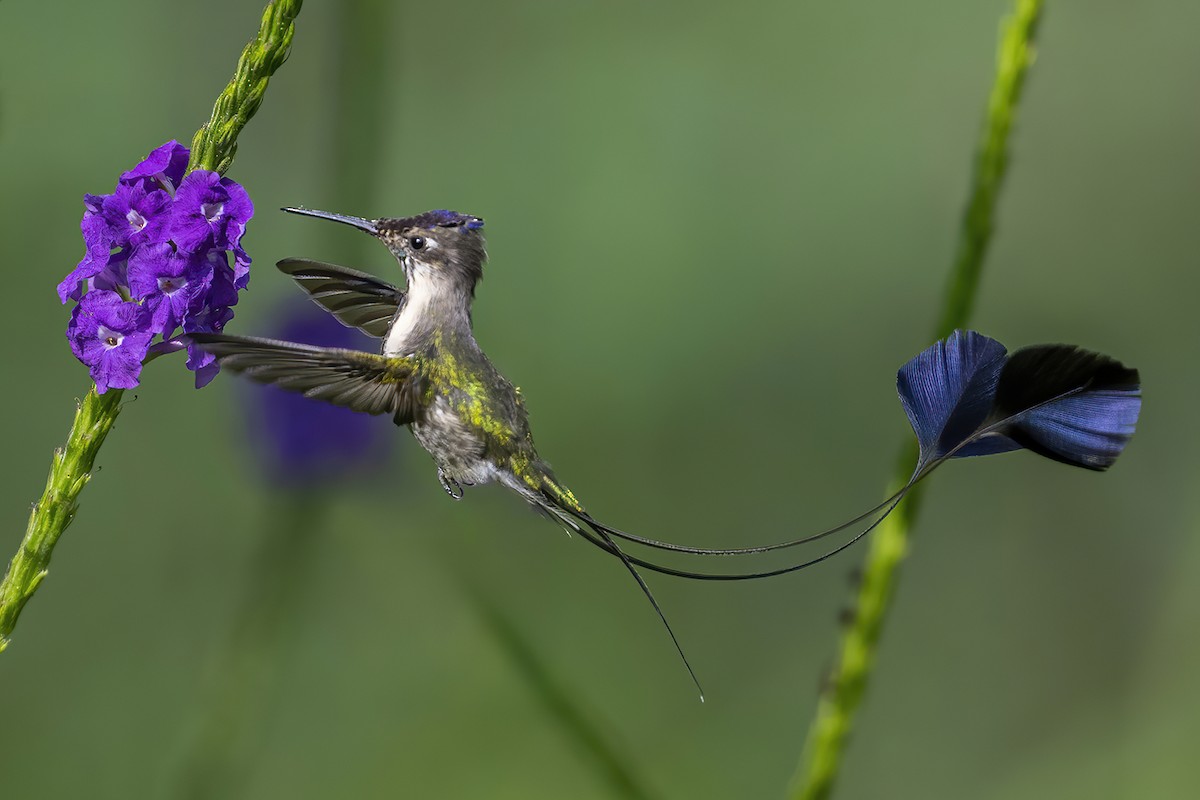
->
[[2, 1, 1197, 798]]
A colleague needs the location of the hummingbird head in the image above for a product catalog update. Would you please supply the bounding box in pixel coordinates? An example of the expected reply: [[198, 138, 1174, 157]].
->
[[282, 206, 487, 296]]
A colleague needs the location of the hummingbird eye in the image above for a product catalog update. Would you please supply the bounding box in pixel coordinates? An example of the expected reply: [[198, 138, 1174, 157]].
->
[[408, 236, 426, 251]]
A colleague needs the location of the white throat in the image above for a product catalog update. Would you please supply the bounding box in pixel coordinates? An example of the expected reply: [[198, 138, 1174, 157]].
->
[[382, 265, 470, 356], [384, 275, 434, 356]]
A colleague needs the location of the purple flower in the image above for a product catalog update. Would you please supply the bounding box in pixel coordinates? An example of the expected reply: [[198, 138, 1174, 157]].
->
[[66, 290, 154, 393], [60, 140, 253, 391], [170, 171, 254, 286], [128, 243, 213, 334], [183, 305, 235, 388], [204, 250, 240, 309], [57, 210, 114, 302], [100, 182, 171, 248], [120, 140, 189, 193], [231, 244, 251, 290], [89, 249, 132, 294]]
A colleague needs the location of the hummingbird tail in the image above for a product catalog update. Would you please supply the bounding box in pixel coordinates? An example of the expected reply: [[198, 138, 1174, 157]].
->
[[561, 492, 911, 582], [572, 488, 910, 558], [539, 332, 1141, 579], [531, 459, 916, 581], [529, 441, 920, 564], [594, 528, 706, 702], [527, 471, 704, 699]]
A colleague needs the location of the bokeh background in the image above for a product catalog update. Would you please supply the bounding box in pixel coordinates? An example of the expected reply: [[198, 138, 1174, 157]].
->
[[2, 1, 1197, 798]]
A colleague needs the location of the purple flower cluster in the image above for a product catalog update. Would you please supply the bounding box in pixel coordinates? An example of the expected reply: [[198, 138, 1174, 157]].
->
[[59, 141, 253, 392]]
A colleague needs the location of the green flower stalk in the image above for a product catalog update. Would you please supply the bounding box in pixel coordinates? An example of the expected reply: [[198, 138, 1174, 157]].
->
[[0, 390, 123, 650], [188, 0, 303, 175], [171, 495, 325, 799], [788, 1, 1043, 797], [0, 0, 304, 653]]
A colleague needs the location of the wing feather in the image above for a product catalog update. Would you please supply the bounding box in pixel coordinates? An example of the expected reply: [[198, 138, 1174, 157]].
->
[[276, 258, 405, 338], [186, 333, 425, 424]]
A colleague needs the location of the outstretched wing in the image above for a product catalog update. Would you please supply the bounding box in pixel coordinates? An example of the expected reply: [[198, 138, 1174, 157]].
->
[[276, 258, 405, 338], [186, 333, 426, 425]]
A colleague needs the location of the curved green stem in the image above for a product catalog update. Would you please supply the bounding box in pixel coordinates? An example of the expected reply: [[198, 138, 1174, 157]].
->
[[0, 389, 123, 651], [460, 580, 659, 800], [0, 0, 305, 653], [170, 494, 323, 799], [788, 2, 1043, 798]]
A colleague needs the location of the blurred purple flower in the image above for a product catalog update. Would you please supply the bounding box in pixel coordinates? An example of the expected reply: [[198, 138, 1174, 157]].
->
[[250, 302, 391, 487], [66, 290, 154, 393], [59, 140, 254, 389]]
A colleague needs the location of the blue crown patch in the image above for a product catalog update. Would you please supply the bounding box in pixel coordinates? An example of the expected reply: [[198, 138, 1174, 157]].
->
[[378, 209, 484, 232]]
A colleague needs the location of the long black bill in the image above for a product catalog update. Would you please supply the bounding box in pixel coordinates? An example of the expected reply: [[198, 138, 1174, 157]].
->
[[281, 206, 379, 235]]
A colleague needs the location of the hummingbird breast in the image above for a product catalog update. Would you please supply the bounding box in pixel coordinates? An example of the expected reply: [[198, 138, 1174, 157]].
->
[[383, 278, 536, 488], [410, 395, 499, 486]]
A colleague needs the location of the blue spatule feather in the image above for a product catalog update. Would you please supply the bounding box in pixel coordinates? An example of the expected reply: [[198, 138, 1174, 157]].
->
[[898, 332, 1141, 474], [895, 330, 1008, 471], [988, 344, 1141, 471], [498, 331, 1141, 585]]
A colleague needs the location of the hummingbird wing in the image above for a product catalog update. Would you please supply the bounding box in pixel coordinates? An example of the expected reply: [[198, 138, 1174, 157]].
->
[[185, 333, 425, 424], [276, 258, 405, 338]]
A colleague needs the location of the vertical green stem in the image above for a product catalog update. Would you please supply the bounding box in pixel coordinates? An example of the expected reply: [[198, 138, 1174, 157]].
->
[[171, 494, 323, 799], [934, 0, 1042, 340], [0, 0, 304, 653], [788, 2, 1043, 798]]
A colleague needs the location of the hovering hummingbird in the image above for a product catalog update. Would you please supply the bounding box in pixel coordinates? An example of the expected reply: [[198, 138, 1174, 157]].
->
[[187, 207, 1142, 697]]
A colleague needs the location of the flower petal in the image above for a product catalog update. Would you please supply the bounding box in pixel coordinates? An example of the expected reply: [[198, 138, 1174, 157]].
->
[[170, 171, 222, 252], [120, 140, 190, 191], [57, 213, 114, 302], [67, 291, 153, 391]]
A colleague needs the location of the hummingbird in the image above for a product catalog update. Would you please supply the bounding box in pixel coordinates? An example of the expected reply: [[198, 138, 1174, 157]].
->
[[186, 206, 1142, 697], [187, 206, 720, 694]]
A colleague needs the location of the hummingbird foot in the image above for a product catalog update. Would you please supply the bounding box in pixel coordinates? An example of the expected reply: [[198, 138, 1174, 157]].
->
[[438, 469, 464, 500]]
